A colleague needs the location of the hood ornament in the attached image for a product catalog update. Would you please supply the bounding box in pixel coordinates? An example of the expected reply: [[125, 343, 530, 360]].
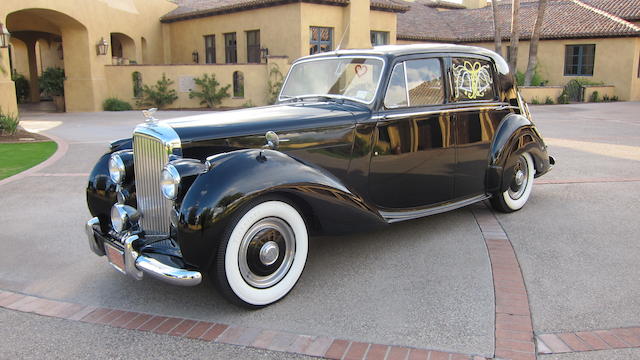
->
[[142, 108, 158, 124], [263, 131, 280, 150]]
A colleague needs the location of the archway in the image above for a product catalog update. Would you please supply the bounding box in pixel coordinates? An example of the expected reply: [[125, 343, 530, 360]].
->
[[6, 8, 93, 111], [110, 32, 136, 64]]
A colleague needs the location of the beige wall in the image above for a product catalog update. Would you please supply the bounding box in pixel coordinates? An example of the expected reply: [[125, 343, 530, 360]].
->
[[105, 63, 271, 109], [520, 86, 564, 103], [167, 3, 302, 64]]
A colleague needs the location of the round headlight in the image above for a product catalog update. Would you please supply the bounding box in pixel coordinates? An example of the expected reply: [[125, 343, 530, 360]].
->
[[161, 164, 180, 200], [111, 205, 128, 233], [108, 154, 126, 184]]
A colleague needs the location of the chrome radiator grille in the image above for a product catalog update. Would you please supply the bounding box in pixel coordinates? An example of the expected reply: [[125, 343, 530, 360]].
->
[[133, 133, 171, 235]]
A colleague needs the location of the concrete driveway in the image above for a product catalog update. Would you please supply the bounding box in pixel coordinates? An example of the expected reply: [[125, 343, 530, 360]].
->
[[0, 102, 639, 359]]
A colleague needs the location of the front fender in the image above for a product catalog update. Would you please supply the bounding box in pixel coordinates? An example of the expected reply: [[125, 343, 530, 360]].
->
[[487, 114, 551, 192], [176, 149, 385, 269]]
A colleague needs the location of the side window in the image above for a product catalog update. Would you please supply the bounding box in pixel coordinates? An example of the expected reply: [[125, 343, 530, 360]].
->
[[451, 57, 496, 101], [383, 63, 407, 108], [405, 58, 444, 106]]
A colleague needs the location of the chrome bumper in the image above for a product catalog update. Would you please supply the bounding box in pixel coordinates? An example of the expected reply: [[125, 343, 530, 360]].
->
[[85, 217, 202, 286]]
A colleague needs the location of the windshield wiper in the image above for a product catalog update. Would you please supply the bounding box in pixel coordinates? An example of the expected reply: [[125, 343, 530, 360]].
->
[[280, 95, 344, 104]]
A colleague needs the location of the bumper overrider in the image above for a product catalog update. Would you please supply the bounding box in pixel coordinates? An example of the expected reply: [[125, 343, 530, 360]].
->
[[86, 217, 202, 286]]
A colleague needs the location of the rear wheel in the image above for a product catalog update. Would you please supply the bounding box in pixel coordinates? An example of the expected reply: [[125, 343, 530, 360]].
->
[[491, 152, 535, 213], [213, 197, 308, 308]]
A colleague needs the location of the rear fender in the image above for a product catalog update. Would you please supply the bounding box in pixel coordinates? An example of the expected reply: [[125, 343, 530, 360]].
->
[[487, 114, 550, 193], [176, 149, 385, 269]]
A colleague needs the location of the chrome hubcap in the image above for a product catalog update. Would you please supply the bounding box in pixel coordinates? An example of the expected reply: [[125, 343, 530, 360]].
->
[[508, 155, 529, 200], [259, 241, 280, 266], [238, 217, 295, 289], [515, 170, 525, 186]]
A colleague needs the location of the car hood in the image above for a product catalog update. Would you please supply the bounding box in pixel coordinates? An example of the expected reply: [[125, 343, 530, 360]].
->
[[165, 102, 368, 145]]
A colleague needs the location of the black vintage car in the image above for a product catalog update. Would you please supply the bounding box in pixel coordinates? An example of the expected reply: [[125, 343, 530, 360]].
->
[[86, 44, 554, 308]]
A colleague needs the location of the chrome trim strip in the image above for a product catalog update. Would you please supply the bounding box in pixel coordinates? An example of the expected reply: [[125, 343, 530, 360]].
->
[[381, 194, 490, 223], [377, 104, 510, 121], [278, 55, 387, 105], [135, 256, 202, 286], [403, 61, 410, 107], [86, 217, 105, 256]]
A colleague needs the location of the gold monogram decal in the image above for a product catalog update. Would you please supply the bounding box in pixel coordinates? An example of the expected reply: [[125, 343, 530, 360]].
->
[[452, 61, 493, 100]]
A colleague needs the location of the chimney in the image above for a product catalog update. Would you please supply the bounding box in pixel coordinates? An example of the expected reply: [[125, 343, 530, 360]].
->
[[341, 0, 372, 49]]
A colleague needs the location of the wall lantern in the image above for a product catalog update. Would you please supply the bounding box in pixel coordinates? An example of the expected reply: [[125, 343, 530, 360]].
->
[[96, 37, 109, 56], [260, 47, 269, 60], [0, 22, 11, 48], [57, 44, 64, 60], [192, 50, 199, 64]]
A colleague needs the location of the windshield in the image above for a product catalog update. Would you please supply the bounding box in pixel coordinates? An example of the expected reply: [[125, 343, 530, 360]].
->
[[280, 57, 384, 104]]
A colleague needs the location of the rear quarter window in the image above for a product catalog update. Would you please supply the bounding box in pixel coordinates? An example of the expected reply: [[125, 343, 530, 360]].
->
[[451, 58, 496, 102]]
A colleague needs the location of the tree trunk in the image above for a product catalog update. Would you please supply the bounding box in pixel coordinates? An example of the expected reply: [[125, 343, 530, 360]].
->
[[509, 0, 520, 73], [492, 0, 503, 55], [524, 0, 548, 85]]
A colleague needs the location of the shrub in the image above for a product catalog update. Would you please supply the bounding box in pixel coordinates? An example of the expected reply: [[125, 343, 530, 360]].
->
[[39, 67, 65, 97], [267, 64, 284, 104], [589, 91, 600, 103], [611, 96, 619, 102], [12, 71, 30, 103], [516, 70, 546, 87], [530, 98, 540, 105], [242, 100, 255, 108], [188, 74, 231, 108], [132, 71, 143, 98], [544, 96, 554, 105], [103, 97, 133, 111], [557, 90, 570, 104], [137, 74, 178, 109], [602, 95, 610, 102], [0, 110, 20, 136]]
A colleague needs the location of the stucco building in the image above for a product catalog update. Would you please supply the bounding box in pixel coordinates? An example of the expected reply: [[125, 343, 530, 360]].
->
[[1, 0, 639, 114]]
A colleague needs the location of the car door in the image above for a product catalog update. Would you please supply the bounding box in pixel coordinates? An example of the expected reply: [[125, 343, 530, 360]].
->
[[369, 57, 455, 209], [448, 56, 511, 199]]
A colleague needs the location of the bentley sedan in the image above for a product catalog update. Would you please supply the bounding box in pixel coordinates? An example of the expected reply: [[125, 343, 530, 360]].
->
[[86, 44, 554, 308]]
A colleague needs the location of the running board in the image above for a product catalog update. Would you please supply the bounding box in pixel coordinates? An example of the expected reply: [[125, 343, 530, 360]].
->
[[380, 194, 490, 223]]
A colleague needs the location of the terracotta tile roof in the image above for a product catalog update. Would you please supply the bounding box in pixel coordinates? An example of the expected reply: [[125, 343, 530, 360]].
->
[[162, 0, 408, 22], [397, 0, 640, 42], [582, 0, 640, 21]]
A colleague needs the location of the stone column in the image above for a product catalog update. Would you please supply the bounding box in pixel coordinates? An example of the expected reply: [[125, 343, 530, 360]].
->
[[0, 47, 18, 114], [25, 37, 40, 103]]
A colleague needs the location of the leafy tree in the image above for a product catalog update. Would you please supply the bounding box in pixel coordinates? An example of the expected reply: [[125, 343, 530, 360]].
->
[[137, 73, 178, 109], [188, 73, 231, 108]]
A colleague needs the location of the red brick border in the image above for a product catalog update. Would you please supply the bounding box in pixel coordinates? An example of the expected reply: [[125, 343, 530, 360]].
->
[[472, 204, 536, 360], [537, 328, 640, 355], [0, 289, 486, 360]]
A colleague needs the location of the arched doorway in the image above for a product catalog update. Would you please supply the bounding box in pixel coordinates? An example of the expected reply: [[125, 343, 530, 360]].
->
[[110, 32, 136, 65], [6, 8, 93, 112]]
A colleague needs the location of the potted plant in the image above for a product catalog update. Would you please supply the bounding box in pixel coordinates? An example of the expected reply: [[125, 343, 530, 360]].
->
[[39, 67, 66, 112]]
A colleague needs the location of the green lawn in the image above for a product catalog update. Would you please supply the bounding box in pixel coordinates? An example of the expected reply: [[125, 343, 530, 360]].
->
[[0, 142, 58, 180]]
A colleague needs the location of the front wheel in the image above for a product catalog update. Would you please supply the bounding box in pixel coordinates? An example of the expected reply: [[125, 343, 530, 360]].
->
[[214, 197, 308, 308], [490, 152, 535, 213]]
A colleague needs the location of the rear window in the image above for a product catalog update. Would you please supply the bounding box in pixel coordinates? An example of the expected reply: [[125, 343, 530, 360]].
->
[[451, 58, 496, 101]]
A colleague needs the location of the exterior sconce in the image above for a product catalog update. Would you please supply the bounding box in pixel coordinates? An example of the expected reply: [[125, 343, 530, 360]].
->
[[192, 50, 199, 64], [260, 47, 269, 60], [0, 22, 11, 48], [96, 37, 109, 56], [57, 44, 64, 60]]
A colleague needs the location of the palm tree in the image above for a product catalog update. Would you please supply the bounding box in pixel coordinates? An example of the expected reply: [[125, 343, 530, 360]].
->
[[509, 0, 520, 72], [524, 0, 548, 85], [491, 0, 503, 55]]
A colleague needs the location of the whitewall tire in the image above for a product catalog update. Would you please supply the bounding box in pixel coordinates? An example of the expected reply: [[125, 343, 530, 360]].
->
[[214, 198, 308, 308], [491, 152, 535, 213]]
